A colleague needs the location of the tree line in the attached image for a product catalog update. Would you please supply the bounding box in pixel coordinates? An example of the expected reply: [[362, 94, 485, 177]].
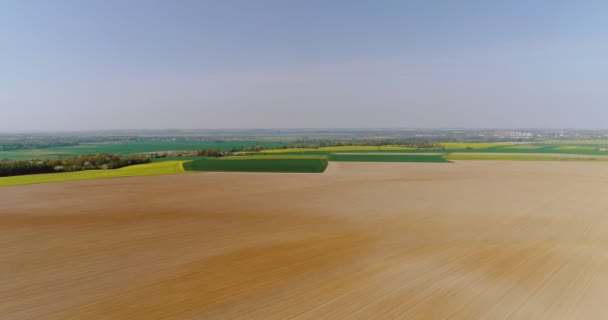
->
[[0, 154, 150, 177], [196, 149, 224, 157], [150, 149, 225, 158]]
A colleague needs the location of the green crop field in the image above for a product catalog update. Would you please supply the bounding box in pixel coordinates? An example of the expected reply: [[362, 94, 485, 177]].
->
[[6, 139, 608, 161], [184, 157, 328, 173], [5, 139, 608, 185], [0, 161, 188, 187], [329, 154, 449, 162], [0, 140, 296, 160]]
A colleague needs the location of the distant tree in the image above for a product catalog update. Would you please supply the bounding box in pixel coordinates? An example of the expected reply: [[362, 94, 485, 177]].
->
[[0, 154, 151, 177]]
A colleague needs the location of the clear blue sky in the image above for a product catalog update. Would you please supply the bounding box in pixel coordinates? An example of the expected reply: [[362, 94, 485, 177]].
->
[[1, 0, 607, 131]]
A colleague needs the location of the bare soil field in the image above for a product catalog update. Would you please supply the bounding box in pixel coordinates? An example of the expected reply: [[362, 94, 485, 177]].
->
[[2, 161, 608, 319]]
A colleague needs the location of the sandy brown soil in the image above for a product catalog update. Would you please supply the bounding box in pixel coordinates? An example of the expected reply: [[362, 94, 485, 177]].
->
[[2, 161, 608, 319]]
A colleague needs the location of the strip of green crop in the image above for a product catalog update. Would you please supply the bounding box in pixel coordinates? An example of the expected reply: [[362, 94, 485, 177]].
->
[[184, 158, 328, 173], [329, 154, 449, 163], [0, 161, 189, 187]]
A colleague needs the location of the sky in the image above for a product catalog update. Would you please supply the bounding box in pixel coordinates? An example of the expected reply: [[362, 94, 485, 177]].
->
[[1, 0, 607, 131]]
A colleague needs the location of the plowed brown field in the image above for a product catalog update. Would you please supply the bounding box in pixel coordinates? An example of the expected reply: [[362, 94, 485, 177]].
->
[[2, 161, 608, 319]]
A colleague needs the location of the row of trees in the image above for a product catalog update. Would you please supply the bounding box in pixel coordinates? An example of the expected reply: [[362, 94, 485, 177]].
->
[[197, 149, 224, 157], [150, 149, 225, 158], [0, 154, 150, 177]]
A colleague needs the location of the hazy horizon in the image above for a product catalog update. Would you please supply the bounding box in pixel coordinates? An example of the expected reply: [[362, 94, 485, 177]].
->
[[3, 127, 607, 136], [2, 1, 607, 131]]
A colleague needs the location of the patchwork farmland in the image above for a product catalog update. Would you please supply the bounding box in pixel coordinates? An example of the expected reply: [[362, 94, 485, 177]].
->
[[6, 140, 608, 187], [3, 140, 608, 161], [4, 161, 608, 318]]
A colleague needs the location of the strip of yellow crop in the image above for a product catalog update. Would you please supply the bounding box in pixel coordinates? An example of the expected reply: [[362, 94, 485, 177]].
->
[[0, 161, 189, 187], [555, 146, 600, 151], [262, 148, 322, 153], [221, 155, 327, 160], [541, 140, 608, 145], [499, 145, 543, 149], [321, 146, 417, 151], [439, 142, 518, 149]]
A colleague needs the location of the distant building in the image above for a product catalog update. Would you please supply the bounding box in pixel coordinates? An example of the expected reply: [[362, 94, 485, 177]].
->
[[495, 131, 534, 139]]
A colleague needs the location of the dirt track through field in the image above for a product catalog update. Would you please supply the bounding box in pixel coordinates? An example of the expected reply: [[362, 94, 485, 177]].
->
[[2, 161, 608, 319]]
